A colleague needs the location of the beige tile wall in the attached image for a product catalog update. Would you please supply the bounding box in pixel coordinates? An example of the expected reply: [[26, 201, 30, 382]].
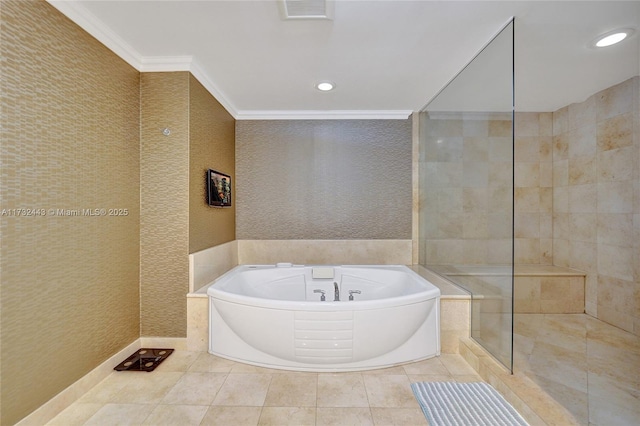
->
[[514, 112, 554, 265], [418, 113, 515, 265], [419, 112, 554, 266], [419, 78, 639, 336], [237, 239, 413, 265], [1, 1, 140, 424], [552, 77, 639, 335]]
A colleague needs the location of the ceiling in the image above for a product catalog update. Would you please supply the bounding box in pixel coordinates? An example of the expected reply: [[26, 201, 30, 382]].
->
[[49, 0, 640, 119]]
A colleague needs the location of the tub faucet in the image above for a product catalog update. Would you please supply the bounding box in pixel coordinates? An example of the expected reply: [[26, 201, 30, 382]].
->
[[333, 281, 340, 301]]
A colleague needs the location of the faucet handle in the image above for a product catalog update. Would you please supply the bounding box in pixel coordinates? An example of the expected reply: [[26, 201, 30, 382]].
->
[[348, 290, 361, 301], [313, 289, 326, 301]]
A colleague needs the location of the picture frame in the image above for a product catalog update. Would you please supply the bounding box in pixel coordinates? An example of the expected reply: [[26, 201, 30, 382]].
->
[[206, 169, 232, 207]]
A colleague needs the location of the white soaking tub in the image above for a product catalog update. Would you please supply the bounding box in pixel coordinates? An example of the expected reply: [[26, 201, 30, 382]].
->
[[207, 264, 440, 371]]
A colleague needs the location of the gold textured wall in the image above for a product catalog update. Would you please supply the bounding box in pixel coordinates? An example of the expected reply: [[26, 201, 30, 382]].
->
[[140, 72, 190, 337], [0, 1, 140, 424], [189, 75, 235, 253], [235, 120, 412, 239]]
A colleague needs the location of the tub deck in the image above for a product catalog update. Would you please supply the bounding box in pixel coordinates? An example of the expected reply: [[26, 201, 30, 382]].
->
[[425, 264, 586, 314]]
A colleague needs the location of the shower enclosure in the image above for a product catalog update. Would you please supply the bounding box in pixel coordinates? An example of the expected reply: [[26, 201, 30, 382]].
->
[[418, 20, 515, 370]]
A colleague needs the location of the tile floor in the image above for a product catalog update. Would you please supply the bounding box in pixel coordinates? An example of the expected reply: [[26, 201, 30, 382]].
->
[[514, 313, 640, 426], [47, 353, 482, 425], [45, 313, 640, 425]]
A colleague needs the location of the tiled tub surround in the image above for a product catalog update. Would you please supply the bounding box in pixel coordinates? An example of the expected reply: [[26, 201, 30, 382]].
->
[[207, 265, 441, 371], [187, 264, 471, 355]]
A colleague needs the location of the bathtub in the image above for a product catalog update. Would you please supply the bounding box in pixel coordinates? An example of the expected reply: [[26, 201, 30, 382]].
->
[[207, 264, 440, 371]]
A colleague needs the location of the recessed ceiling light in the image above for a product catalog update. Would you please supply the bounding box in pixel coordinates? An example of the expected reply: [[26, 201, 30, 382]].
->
[[316, 82, 335, 91], [592, 28, 635, 48]]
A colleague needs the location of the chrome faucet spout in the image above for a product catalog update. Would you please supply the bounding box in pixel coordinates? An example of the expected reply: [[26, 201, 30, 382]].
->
[[333, 281, 340, 301]]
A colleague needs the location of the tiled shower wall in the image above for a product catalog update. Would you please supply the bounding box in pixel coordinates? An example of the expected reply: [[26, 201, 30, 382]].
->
[[419, 77, 639, 336], [552, 77, 639, 334], [419, 112, 553, 266], [419, 113, 515, 265]]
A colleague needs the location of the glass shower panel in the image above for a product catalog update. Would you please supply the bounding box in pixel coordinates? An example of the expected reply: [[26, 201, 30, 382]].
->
[[419, 21, 514, 370]]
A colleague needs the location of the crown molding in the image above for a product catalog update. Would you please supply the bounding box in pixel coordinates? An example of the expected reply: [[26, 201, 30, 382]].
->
[[235, 110, 413, 120], [46, 1, 410, 121], [425, 111, 512, 121], [139, 56, 193, 72], [46, 0, 239, 118], [47, 0, 142, 69], [190, 60, 239, 118]]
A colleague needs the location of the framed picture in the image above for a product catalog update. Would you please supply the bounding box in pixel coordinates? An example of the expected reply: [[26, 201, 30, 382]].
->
[[207, 169, 232, 207]]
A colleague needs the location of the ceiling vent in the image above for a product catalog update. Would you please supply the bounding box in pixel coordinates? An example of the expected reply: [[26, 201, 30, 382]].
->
[[279, 0, 334, 20]]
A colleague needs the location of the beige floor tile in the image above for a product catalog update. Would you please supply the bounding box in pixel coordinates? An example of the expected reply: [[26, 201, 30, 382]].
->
[[84, 403, 155, 425], [78, 371, 184, 404], [453, 374, 484, 382], [264, 373, 317, 407], [188, 353, 236, 373], [401, 356, 449, 375], [161, 372, 227, 405], [212, 373, 273, 406], [369, 407, 428, 425], [513, 312, 640, 425], [524, 372, 589, 425], [587, 318, 640, 352], [230, 362, 284, 374], [154, 350, 200, 372], [587, 372, 640, 412], [316, 407, 374, 425], [536, 322, 586, 353], [438, 354, 478, 376], [258, 407, 316, 426], [513, 314, 544, 339], [406, 374, 454, 383], [588, 396, 640, 426], [142, 404, 209, 425], [527, 342, 588, 392], [317, 374, 369, 407], [363, 375, 418, 408], [359, 365, 407, 375], [199, 406, 262, 426], [45, 402, 104, 426]]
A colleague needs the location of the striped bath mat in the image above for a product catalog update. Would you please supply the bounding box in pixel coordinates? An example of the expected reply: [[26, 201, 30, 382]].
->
[[411, 382, 529, 426]]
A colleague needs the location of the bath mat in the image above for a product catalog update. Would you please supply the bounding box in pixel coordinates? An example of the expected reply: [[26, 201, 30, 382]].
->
[[411, 382, 529, 426], [114, 348, 173, 372]]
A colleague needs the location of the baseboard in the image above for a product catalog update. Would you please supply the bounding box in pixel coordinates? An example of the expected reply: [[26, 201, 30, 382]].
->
[[16, 339, 142, 426], [140, 336, 188, 351]]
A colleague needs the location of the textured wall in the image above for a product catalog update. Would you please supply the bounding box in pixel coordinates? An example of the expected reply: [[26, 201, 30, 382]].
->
[[189, 75, 235, 253], [236, 120, 412, 239], [0, 1, 140, 424], [140, 72, 190, 337], [552, 77, 639, 335]]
